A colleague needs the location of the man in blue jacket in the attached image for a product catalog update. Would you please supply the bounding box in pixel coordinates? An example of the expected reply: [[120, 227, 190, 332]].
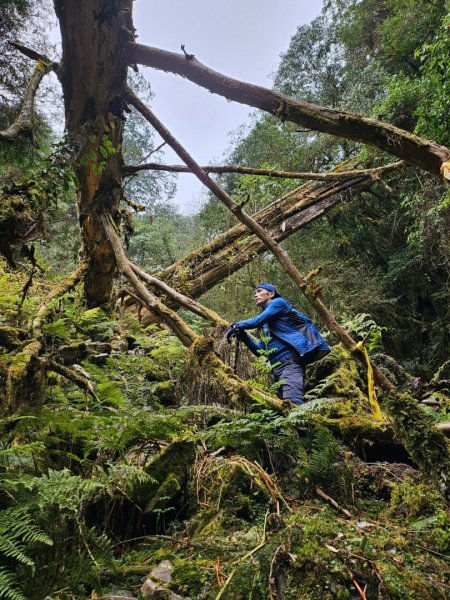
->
[[228, 283, 330, 406]]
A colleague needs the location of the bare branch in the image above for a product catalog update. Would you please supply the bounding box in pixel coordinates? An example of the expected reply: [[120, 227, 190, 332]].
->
[[9, 41, 53, 64], [37, 358, 98, 400], [129, 262, 227, 327], [127, 43, 450, 176], [100, 210, 284, 411], [123, 160, 405, 181], [100, 211, 197, 347], [0, 58, 56, 146]]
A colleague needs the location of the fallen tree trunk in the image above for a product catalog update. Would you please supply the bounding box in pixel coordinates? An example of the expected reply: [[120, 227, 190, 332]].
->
[[127, 43, 450, 177], [126, 159, 402, 314]]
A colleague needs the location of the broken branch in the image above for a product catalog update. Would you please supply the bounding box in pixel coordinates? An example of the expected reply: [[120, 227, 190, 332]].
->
[[0, 58, 56, 146], [124, 85, 395, 392]]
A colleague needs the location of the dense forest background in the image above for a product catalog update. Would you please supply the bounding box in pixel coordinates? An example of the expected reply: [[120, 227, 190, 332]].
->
[[0, 1, 449, 599]]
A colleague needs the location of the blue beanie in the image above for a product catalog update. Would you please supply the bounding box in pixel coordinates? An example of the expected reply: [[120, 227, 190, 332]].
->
[[255, 282, 280, 297]]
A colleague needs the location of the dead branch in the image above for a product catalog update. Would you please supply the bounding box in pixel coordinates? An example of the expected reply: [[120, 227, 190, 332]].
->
[[100, 212, 197, 347], [4, 261, 89, 413], [124, 85, 394, 392], [0, 59, 56, 146], [9, 41, 53, 64], [126, 43, 450, 176], [152, 160, 391, 305], [269, 544, 287, 600], [32, 260, 89, 339], [123, 160, 405, 181], [130, 261, 227, 327], [37, 358, 98, 400], [315, 486, 354, 519]]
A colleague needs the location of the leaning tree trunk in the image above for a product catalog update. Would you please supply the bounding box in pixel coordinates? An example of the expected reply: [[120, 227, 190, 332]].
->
[[55, 0, 134, 305], [124, 159, 401, 321]]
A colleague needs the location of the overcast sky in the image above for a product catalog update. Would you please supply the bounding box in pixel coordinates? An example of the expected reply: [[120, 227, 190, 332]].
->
[[133, 0, 324, 214]]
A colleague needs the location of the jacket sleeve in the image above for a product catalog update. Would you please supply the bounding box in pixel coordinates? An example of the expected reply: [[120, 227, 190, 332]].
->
[[239, 331, 264, 356], [235, 298, 289, 329]]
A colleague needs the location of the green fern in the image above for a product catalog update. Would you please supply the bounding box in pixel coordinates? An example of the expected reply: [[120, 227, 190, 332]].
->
[[0, 567, 26, 600], [307, 427, 342, 484], [0, 508, 52, 600]]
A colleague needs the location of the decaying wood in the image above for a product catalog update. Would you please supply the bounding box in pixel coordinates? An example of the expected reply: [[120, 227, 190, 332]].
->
[[124, 86, 394, 392], [54, 0, 135, 306], [127, 43, 450, 176], [130, 261, 226, 327], [0, 128, 90, 265], [123, 160, 404, 181], [31, 260, 89, 338], [4, 261, 88, 413], [100, 212, 197, 347], [156, 162, 400, 301], [0, 58, 55, 146], [37, 357, 97, 400]]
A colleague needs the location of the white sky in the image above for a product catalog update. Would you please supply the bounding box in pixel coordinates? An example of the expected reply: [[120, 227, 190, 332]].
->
[[133, 0, 324, 214]]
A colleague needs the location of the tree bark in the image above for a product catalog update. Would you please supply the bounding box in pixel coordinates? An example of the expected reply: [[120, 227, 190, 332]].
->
[[127, 43, 450, 176], [55, 0, 135, 306]]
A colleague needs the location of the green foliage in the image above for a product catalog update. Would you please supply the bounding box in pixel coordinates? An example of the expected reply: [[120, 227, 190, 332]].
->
[[0, 507, 52, 600], [415, 13, 450, 146], [341, 312, 387, 352]]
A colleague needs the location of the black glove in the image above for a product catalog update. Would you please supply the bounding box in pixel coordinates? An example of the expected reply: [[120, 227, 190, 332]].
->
[[226, 323, 244, 344]]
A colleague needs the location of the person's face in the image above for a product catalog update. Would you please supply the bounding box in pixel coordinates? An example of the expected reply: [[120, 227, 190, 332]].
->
[[254, 287, 275, 307]]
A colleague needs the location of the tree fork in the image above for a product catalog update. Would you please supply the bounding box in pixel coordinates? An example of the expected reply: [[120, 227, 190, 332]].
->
[[124, 86, 395, 392], [127, 43, 450, 176]]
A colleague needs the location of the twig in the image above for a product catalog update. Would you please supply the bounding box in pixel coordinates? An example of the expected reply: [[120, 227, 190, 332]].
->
[[315, 486, 354, 519], [215, 511, 269, 600], [269, 543, 286, 600]]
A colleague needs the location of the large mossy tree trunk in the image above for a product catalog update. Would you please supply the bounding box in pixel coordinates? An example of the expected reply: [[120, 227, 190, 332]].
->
[[54, 0, 133, 306]]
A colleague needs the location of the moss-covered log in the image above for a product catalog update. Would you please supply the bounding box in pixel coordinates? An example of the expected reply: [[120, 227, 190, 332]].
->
[[127, 43, 450, 176], [383, 391, 450, 501]]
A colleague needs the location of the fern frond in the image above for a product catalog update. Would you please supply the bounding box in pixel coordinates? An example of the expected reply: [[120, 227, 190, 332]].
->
[[0, 567, 26, 600]]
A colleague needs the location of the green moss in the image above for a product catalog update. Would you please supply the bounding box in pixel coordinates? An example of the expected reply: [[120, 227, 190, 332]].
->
[[169, 559, 210, 597], [383, 391, 450, 499]]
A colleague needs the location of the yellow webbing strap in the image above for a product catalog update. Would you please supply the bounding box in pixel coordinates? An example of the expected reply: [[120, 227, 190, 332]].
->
[[440, 160, 450, 181], [354, 341, 384, 421]]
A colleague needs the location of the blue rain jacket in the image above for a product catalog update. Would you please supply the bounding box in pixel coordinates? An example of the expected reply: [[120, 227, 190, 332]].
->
[[236, 297, 330, 365]]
